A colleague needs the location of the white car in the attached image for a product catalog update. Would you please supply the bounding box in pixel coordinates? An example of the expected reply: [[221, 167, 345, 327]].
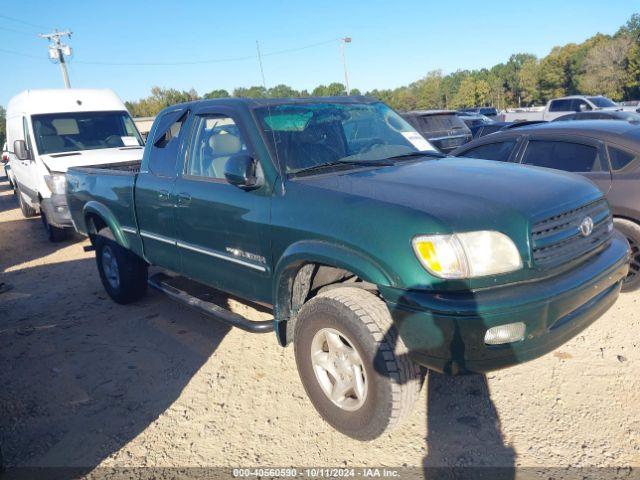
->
[[6, 88, 144, 241], [502, 95, 639, 122]]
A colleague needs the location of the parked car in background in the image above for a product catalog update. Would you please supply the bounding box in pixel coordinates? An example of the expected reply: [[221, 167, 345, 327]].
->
[[401, 110, 472, 152], [456, 111, 494, 129], [459, 107, 499, 119], [552, 110, 640, 124], [503, 95, 639, 123], [66, 96, 629, 440], [452, 120, 640, 291], [6, 88, 144, 242]]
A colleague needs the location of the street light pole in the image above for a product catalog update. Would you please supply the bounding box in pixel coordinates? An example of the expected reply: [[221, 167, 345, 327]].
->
[[341, 37, 352, 95]]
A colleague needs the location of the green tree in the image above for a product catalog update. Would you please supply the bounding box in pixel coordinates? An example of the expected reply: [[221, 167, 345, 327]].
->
[[312, 83, 347, 96], [203, 89, 230, 99], [578, 35, 634, 100], [267, 84, 299, 97], [233, 86, 268, 98], [0, 106, 6, 146], [518, 58, 540, 105]]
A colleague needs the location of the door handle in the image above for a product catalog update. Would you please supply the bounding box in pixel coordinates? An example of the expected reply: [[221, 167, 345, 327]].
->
[[176, 192, 191, 205], [158, 189, 170, 201]]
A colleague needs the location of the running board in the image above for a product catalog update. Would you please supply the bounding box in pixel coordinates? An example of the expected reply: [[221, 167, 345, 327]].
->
[[148, 273, 274, 333]]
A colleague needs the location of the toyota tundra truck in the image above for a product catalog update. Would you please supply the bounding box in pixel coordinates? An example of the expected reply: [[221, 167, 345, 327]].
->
[[66, 96, 630, 440]]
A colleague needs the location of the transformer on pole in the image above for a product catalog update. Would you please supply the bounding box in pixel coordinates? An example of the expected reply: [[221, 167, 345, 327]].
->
[[39, 29, 73, 88]]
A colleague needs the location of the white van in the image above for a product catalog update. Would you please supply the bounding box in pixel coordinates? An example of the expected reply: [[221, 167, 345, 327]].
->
[[7, 89, 144, 241]]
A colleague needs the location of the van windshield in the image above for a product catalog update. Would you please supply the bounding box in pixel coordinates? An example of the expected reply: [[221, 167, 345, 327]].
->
[[31, 111, 143, 155], [255, 101, 435, 173]]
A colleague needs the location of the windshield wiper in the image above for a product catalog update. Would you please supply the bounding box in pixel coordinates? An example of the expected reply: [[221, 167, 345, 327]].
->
[[383, 150, 446, 161], [290, 159, 394, 176]]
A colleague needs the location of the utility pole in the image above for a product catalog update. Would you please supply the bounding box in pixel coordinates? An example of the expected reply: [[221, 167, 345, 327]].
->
[[340, 37, 352, 95], [39, 29, 73, 88]]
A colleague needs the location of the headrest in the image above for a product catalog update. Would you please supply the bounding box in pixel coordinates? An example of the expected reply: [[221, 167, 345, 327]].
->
[[209, 133, 241, 155]]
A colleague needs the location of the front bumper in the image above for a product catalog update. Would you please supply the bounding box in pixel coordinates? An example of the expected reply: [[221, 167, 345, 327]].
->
[[380, 233, 630, 374], [40, 194, 73, 228]]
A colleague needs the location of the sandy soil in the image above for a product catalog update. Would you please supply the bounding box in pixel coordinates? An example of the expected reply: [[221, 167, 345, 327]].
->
[[0, 173, 638, 475]]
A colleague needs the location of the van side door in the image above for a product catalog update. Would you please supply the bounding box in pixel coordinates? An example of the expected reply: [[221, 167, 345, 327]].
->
[[11, 116, 39, 202], [134, 107, 189, 271], [172, 106, 272, 303]]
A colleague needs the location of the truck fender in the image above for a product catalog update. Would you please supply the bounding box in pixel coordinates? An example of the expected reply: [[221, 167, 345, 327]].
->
[[83, 201, 130, 249], [272, 240, 397, 346]]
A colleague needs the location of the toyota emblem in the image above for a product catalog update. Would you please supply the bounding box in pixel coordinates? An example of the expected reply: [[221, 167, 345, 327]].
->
[[579, 216, 594, 237]]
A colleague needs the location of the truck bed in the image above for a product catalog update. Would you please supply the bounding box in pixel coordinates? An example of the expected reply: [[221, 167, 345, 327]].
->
[[66, 161, 140, 239]]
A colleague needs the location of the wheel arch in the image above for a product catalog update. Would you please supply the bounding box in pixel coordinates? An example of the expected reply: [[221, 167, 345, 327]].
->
[[83, 201, 130, 249], [272, 240, 397, 346]]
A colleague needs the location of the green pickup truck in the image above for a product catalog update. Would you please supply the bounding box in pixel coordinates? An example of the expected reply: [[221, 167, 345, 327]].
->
[[66, 96, 630, 440]]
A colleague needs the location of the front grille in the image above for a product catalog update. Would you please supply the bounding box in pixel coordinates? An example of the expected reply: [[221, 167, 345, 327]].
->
[[531, 199, 613, 269]]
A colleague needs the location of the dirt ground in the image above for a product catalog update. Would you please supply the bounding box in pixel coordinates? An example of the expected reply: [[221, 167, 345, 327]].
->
[[0, 172, 638, 475]]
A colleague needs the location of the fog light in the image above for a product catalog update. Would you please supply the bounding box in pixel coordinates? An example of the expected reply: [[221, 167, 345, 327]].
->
[[484, 322, 526, 345], [55, 206, 68, 213]]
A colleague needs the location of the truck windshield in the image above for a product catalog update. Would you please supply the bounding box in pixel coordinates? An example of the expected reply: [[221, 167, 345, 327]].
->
[[31, 111, 143, 155], [254, 101, 435, 173], [587, 97, 617, 108]]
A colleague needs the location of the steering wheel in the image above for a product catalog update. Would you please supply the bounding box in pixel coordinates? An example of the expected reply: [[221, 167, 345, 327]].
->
[[105, 135, 123, 147], [360, 138, 387, 153]]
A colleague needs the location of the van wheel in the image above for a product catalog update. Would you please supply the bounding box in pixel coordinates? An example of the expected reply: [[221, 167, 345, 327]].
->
[[95, 228, 148, 304], [293, 287, 422, 440], [41, 211, 68, 242], [16, 186, 37, 218], [614, 218, 640, 292]]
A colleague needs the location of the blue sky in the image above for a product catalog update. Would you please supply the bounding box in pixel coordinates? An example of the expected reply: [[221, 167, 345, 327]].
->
[[0, 0, 636, 106]]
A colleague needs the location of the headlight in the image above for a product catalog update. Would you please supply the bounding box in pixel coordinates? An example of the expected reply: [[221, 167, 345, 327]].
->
[[44, 174, 67, 195], [412, 231, 522, 279]]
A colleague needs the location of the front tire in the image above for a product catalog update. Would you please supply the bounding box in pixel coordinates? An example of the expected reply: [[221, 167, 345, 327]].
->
[[41, 211, 68, 242], [294, 287, 422, 440], [614, 218, 640, 292], [95, 228, 148, 304], [16, 186, 37, 218]]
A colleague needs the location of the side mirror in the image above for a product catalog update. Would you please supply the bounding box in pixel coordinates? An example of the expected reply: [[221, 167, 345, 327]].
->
[[13, 140, 30, 161], [579, 103, 590, 112], [224, 154, 260, 190]]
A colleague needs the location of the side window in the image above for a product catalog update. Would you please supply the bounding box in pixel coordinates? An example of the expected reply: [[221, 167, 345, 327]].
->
[[572, 99, 591, 112], [186, 115, 246, 179], [22, 116, 33, 153], [549, 100, 571, 112], [149, 111, 187, 177], [608, 146, 637, 171], [461, 140, 517, 162], [522, 140, 601, 172]]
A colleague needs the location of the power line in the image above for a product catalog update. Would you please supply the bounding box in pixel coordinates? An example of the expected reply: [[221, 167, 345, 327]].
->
[[0, 37, 343, 69], [73, 38, 341, 66], [0, 14, 49, 31], [0, 25, 38, 36], [0, 47, 43, 59]]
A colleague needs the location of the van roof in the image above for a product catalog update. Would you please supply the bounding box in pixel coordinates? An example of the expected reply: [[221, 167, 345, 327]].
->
[[7, 89, 127, 116]]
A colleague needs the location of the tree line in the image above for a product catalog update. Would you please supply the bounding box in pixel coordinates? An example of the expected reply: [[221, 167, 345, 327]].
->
[[126, 14, 640, 117]]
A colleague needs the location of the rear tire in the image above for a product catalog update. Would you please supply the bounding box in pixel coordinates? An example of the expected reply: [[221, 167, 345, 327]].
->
[[16, 186, 37, 218], [95, 228, 148, 304], [293, 287, 422, 440], [614, 218, 640, 292], [41, 211, 68, 242]]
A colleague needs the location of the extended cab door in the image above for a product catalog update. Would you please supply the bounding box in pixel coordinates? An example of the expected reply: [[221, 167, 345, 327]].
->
[[172, 106, 272, 302], [135, 107, 188, 271], [517, 135, 612, 194]]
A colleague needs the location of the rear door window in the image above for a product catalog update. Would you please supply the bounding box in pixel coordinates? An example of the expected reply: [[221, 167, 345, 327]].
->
[[460, 140, 517, 162], [607, 146, 638, 171], [522, 140, 601, 172]]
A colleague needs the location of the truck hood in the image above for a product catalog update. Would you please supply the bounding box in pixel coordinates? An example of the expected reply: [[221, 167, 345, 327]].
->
[[40, 147, 143, 173], [297, 157, 603, 231]]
